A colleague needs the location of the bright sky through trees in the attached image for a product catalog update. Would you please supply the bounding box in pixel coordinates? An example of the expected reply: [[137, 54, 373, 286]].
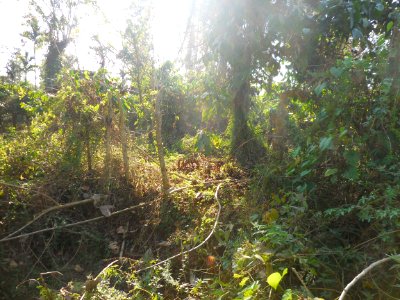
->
[[0, 0, 194, 75]]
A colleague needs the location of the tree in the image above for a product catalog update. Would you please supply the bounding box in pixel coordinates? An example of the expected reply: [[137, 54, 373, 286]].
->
[[21, 14, 43, 87], [201, 0, 289, 164], [29, 0, 89, 92], [118, 3, 154, 132]]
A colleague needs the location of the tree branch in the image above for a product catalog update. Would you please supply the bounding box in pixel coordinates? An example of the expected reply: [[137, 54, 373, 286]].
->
[[0, 200, 156, 243], [338, 255, 400, 300], [1, 197, 95, 240]]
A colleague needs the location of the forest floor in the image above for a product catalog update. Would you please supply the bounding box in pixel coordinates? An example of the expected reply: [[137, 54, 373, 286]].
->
[[1, 153, 256, 299]]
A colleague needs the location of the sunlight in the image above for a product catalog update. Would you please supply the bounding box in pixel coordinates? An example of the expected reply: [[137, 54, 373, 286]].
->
[[0, 0, 194, 74]]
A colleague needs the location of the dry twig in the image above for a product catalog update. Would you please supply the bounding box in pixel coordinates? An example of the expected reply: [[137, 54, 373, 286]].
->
[[1, 198, 95, 240], [0, 200, 156, 243]]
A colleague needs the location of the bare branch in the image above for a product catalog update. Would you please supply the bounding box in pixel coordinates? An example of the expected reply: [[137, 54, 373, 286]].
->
[[0, 200, 156, 243], [338, 255, 400, 300], [1, 197, 95, 240]]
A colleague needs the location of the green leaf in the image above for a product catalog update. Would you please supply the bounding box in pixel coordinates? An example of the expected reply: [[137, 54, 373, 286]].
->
[[339, 128, 348, 137], [387, 21, 394, 32], [300, 169, 311, 177], [267, 268, 288, 291], [324, 168, 338, 177], [282, 289, 293, 300], [376, 3, 384, 11], [267, 272, 282, 290], [290, 146, 301, 158], [362, 18, 369, 28], [352, 28, 363, 40], [330, 67, 343, 78], [344, 150, 360, 166], [343, 166, 359, 180], [239, 276, 250, 287], [319, 136, 333, 151], [314, 82, 326, 96]]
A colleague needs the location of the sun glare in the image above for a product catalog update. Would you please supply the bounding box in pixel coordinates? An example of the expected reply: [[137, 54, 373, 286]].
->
[[0, 0, 194, 75]]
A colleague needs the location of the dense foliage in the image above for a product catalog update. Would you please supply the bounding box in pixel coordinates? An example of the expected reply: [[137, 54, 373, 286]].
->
[[1, 0, 399, 299]]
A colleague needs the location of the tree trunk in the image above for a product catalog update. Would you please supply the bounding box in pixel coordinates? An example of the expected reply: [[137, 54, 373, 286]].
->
[[118, 94, 130, 181], [104, 92, 113, 191], [230, 63, 264, 165], [155, 90, 170, 196], [43, 40, 67, 93], [388, 21, 400, 101]]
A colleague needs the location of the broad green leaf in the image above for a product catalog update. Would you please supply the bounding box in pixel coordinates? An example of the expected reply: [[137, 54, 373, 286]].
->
[[344, 150, 360, 166], [352, 28, 363, 40], [267, 272, 282, 290], [282, 289, 293, 300], [319, 136, 333, 151], [330, 67, 343, 78], [376, 3, 384, 11], [339, 128, 348, 137], [343, 166, 359, 180], [300, 169, 311, 177], [362, 18, 369, 28], [387, 21, 394, 32], [314, 82, 326, 96], [324, 168, 338, 177], [291, 146, 301, 158]]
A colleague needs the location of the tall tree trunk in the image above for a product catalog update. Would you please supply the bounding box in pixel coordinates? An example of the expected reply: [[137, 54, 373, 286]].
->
[[388, 21, 400, 101], [104, 92, 113, 191], [43, 40, 67, 93], [118, 94, 130, 181], [230, 62, 265, 165], [155, 90, 169, 196]]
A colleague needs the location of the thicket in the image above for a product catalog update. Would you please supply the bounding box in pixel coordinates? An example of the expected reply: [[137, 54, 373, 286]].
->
[[1, 0, 400, 299]]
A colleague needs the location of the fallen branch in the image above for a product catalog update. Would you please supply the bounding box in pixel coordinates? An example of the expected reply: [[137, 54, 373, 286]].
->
[[2, 197, 95, 240], [0, 180, 59, 206], [338, 254, 400, 300], [134, 182, 223, 273], [0, 200, 156, 243]]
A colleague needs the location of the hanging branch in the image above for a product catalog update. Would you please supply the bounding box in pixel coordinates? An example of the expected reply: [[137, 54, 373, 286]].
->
[[134, 182, 223, 273], [338, 255, 400, 300]]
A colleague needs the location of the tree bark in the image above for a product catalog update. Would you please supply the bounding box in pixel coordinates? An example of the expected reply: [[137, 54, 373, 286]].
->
[[104, 92, 113, 191], [230, 61, 265, 165], [388, 21, 400, 101], [154, 90, 170, 196], [118, 94, 130, 181]]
